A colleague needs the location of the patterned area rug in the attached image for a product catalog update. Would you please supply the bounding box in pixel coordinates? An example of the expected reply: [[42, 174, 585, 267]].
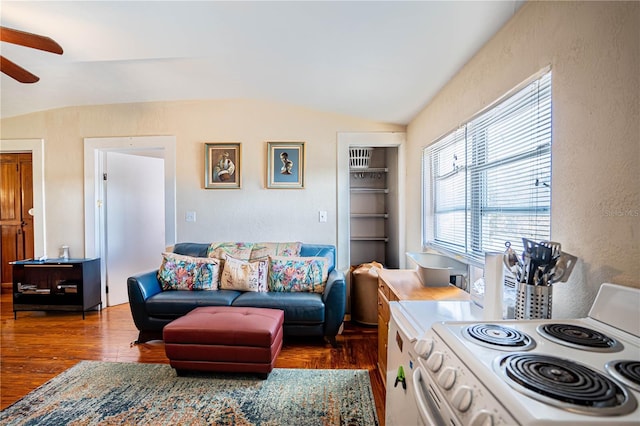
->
[[1, 361, 378, 425]]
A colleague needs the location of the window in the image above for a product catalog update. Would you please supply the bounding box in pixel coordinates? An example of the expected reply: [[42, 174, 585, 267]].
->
[[423, 70, 552, 264]]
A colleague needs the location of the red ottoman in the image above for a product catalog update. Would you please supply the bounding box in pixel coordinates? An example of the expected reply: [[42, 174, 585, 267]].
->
[[163, 306, 284, 377]]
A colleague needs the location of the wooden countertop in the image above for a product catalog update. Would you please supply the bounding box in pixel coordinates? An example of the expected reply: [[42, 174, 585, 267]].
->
[[378, 268, 470, 301]]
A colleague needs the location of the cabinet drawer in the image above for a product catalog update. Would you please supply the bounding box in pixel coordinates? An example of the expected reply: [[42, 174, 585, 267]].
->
[[378, 277, 390, 299], [377, 290, 390, 321], [377, 313, 388, 385], [378, 314, 389, 353]]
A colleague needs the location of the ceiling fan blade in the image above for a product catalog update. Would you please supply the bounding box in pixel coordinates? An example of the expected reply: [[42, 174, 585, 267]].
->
[[0, 26, 63, 55], [0, 56, 39, 83]]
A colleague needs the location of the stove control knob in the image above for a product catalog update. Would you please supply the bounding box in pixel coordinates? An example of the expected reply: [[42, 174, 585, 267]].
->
[[470, 410, 494, 426], [414, 338, 433, 358], [426, 351, 444, 372], [452, 385, 473, 412], [437, 366, 457, 390]]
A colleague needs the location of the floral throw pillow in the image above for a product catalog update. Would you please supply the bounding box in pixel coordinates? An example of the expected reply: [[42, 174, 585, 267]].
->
[[220, 255, 268, 292], [249, 242, 302, 261], [268, 256, 328, 293], [157, 252, 220, 291], [207, 242, 254, 261]]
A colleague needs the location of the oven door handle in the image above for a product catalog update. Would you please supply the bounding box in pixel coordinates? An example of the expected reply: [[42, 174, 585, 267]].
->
[[393, 307, 419, 343], [413, 366, 445, 426]]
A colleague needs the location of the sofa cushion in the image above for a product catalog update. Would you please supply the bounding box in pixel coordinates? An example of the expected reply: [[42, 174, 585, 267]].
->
[[171, 243, 209, 257], [220, 255, 268, 292], [268, 256, 328, 293], [157, 252, 220, 291], [232, 292, 324, 324], [146, 289, 241, 317]]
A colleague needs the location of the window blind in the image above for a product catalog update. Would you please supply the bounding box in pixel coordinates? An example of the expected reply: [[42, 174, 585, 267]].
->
[[424, 71, 552, 264], [428, 127, 467, 252]]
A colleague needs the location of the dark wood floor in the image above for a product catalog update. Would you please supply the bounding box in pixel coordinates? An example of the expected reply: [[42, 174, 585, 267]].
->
[[0, 292, 386, 424]]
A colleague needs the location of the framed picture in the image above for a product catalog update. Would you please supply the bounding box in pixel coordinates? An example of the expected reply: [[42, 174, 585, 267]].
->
[[204, 143, 241, 189], [267, 141, 305, 189]]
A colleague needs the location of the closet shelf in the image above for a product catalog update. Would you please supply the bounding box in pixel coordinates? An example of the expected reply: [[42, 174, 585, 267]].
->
[[350, 188, 389, 194], [349, 167, 388, 173], [350, 237, 389, 242], [351, 213, 389, 219]]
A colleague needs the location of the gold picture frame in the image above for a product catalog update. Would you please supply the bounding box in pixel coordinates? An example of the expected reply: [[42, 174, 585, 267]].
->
[[266, 141, 305, 189], [204, 143, 241, 189]]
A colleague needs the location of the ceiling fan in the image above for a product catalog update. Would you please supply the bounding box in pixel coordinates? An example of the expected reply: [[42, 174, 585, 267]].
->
[[0, 26, 63, 83]]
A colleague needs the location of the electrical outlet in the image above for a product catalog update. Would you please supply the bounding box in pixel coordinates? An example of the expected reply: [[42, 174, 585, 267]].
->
[[185, 211, 196, 222], [319, 211, 327, 223]]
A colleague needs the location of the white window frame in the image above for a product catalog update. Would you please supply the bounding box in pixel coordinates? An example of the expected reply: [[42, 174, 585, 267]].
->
[[423, 69, 552, 265]]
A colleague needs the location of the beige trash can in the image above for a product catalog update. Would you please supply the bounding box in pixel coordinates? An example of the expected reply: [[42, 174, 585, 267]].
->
[[351, 262, 383, 326]]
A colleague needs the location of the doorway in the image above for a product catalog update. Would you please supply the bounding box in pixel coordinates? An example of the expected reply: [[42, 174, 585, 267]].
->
[[336, 132, 406, 271], [84, 136, 177, 306], [336, 132, 406, 314], [0, 153, 34, 288], [103, 151, 165, 306], [348, 147, 399, 268]]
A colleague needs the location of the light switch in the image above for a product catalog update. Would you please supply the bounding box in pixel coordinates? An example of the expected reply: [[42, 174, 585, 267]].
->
[[319, 211, 327, 223], [185, 211, 196, 222]]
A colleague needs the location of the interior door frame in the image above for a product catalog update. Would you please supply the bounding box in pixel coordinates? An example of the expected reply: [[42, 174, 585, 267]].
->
[[0, 139, 46, 258], [83, 136, 177, 304], [336, 132, 407, 272]]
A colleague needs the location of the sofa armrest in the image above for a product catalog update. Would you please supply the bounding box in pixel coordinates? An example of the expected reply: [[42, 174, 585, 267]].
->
[[322, 269, 346, 339], [128, 270, 162, 302], [127, 270, 163, 333]]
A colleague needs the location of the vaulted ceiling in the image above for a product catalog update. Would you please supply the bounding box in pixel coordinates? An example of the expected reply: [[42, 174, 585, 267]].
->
[[0, 1, 523, 124]]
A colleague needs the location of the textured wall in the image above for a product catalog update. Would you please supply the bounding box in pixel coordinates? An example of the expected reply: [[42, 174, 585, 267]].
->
[[0, 99, 403, 259], [407, 1, 640, 318]]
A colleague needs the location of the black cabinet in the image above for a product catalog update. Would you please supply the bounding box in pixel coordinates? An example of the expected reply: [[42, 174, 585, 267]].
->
[[12, 258, 101, 319]]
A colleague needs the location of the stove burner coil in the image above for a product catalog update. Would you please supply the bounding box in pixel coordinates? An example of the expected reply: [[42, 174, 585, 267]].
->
[[605, 360, 640, 392], [537, 323, 623, 352], [495, 353, 637, 416], [463, 324, 535, 351]]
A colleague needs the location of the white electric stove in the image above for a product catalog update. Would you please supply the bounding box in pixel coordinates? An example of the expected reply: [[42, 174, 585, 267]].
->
[[414, 283, 640, 425]]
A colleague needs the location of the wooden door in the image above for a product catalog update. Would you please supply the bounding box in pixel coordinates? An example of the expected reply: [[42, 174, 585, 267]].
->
[[0, 153, 34, 284]]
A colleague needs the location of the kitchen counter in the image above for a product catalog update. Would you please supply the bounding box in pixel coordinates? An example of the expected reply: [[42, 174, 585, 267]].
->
[[378, 269, 470, 301]]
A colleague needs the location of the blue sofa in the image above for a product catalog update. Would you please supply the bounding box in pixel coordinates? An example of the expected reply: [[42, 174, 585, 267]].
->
[[127, 243, 346, 346]]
